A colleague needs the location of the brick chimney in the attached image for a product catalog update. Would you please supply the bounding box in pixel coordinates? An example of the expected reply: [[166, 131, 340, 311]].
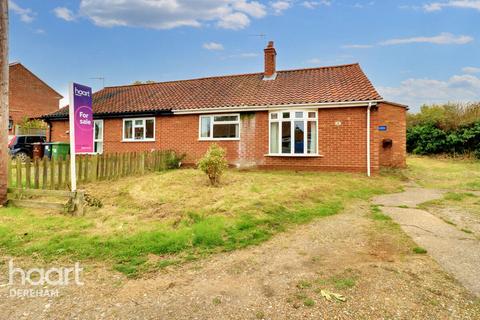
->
[[263, 41, 277, 80]]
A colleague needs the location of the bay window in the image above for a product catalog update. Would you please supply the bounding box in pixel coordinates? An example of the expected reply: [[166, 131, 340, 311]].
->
[[199, 114, 240, 140], [269, 110, 318, 156], [123, 118, 155, 142]]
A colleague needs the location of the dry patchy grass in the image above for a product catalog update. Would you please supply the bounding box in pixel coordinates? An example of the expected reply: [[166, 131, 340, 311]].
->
[[0, 168, 403, 276], [407, 156, 480, 190]]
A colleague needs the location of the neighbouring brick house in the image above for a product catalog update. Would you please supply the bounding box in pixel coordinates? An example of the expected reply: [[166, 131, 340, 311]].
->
[[42, 42, 406, 174], [9, 62, 63, 134]]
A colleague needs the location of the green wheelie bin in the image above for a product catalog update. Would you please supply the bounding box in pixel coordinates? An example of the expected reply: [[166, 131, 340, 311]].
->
[[51, 142, 70, 160]]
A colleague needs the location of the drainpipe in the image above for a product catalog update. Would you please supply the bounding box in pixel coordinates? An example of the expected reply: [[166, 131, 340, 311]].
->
[[366, 102, 372, 177]]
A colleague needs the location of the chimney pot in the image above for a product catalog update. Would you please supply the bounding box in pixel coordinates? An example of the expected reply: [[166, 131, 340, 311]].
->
[[263, 41, 277, 80]]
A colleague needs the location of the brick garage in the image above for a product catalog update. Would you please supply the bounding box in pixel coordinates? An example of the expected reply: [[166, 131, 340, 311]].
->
[[9, 62, 62, 134], [43, 42, 406, 174]]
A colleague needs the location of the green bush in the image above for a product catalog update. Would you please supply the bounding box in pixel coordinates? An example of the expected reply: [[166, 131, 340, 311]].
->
[[407, 103, 480, 158], [165, 151, 186, 169], [407, 123, 447, 154], [197, 144, 228, 185]]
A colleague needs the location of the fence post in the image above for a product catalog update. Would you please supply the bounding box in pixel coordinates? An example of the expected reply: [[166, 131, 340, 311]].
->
[[65, 155, 71, 190], [57, 157, 63, 190], [78, 155, 83, 183], [73, 190, 85, 216], [16, 159, 21, 189], [99, 154, 104, 180], [114, 153, 118, 179], [34, 159, 40, 189], [42, 158, 48, 189], [25, 158, 31, 189], [140, 152, 145, 174], [105, 153, 110, 180], [92, 154, 98, 182], [83, 155, 89, 183], [49, 157, 55, 190]]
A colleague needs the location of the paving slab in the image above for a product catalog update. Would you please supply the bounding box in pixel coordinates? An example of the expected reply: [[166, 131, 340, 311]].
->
[[374, 188, 480, 296], [373, 187, 444, 208]]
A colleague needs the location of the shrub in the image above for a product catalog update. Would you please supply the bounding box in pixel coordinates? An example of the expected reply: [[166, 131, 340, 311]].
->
[[19, 117, 48, 129], [407, 123, 447, 154], [165, 151, 186, 169], [197, 144, 228, 185], [406, 102, 480, 158]]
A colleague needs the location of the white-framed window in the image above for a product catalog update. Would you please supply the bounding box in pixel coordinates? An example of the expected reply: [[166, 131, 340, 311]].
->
[[94, 120, 104, 154], [123, 117, 155, 142], [269, 110, 318, 156], [199, 114, 240, 140]]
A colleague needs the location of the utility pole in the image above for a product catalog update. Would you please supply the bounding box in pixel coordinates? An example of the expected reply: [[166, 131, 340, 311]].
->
[[0, 0, 8, 205]]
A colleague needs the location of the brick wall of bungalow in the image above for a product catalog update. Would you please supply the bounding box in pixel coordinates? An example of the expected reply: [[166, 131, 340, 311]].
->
[[48, 102, 406, 173]]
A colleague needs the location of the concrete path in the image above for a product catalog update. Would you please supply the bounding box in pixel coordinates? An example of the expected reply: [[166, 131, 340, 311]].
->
[[373, 188, 480, 296]]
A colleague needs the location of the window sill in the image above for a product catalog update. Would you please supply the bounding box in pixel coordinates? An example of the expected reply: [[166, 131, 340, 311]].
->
[[198, 138, 240, 141], [265, 153, 324, 158], [122, 139, 156, 143]]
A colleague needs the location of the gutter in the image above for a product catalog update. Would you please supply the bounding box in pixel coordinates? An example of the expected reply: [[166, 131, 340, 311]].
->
[[172, 100, 383, 115], [367, 102, 372, 177]]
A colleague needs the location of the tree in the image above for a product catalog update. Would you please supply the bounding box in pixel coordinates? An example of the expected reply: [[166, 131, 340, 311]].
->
[[0, 0, 8, 205]]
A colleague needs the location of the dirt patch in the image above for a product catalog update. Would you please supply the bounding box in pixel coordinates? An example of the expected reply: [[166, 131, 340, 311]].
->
[[1, 202, 478, 319]]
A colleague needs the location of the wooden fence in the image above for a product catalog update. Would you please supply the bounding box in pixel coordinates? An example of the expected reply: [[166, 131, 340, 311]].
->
[[8, 150, 177, 190]]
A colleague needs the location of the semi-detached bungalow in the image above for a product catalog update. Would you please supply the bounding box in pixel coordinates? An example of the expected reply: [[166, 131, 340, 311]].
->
[[42, 42, 407, 174]]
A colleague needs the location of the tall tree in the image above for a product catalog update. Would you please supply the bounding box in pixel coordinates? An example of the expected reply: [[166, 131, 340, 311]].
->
[[0, 0, 8, 204]]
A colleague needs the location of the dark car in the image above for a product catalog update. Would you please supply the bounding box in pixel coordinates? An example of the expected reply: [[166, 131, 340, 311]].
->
[[8, 135, 46, 161]]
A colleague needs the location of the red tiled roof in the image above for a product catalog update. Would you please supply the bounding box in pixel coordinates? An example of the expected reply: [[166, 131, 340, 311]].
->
[[45, 63, 382, 118]]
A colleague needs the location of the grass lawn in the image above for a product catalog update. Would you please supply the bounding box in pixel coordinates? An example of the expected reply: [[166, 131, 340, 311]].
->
[[408, 156, 480, 237], [407, 156, 480, 190], [0, 168, 403, 277]]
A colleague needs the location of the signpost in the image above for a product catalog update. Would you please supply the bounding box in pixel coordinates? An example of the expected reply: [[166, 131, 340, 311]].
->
[[68, 83, 93, 191]]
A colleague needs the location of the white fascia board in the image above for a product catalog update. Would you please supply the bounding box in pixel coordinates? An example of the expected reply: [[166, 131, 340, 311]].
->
[[172, 100, 383, 115]]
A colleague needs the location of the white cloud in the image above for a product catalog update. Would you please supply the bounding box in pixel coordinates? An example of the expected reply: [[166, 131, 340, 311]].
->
[[9, 0, 35, 23], [302, 1, 331, 9], [203, 42, 224, 50], [380, 32, 473, 45], [342, 44, 373, 49], [217, 12, 250, 29], [54, 7, 76, 21], [462, 66, 480, 74], [378, 74, 480, 111], [77, 0, 268, 30], [271, 1, 291, 14], [342, 33, 473, 49], [424, 0, 480, 12], [34, 28, 46, 35], [233, 0, 266, 18]]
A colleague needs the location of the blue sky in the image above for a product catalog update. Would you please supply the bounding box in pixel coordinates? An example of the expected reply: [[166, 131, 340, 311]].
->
[[8, 0, 480, 112]]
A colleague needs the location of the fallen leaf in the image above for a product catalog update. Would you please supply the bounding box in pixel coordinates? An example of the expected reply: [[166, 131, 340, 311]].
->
[[320, 289, 346, 302]]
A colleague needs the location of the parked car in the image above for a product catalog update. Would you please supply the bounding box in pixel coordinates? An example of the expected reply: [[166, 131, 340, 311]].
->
[[8, 135, 46, 161]]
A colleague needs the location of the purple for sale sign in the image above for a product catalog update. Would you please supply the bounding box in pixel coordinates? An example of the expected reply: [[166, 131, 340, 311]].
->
[[69, 83, 93, 153]]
